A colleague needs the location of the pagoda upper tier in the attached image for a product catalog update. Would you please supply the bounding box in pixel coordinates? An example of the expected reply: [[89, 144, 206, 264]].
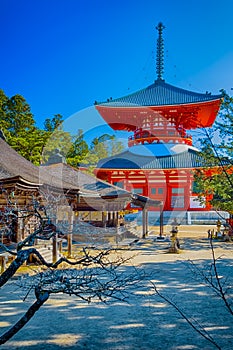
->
[[95, 22, 222, 146], [95, 79, 222, 132]]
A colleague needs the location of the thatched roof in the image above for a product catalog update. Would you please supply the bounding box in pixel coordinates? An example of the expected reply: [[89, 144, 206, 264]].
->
[[0, 138, 39, 183], [40, 162, 129, 197], [0, 138, 132, 210]]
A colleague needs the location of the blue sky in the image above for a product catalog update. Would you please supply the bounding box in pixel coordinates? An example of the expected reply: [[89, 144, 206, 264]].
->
[[1, 0, 233, 137]]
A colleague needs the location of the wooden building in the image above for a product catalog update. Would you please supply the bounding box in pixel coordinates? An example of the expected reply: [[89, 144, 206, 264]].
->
[[0, 135, 160, 245]]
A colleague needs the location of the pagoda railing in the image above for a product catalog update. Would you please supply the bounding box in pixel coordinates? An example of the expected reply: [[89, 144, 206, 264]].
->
[[128, 134, 192, 147]]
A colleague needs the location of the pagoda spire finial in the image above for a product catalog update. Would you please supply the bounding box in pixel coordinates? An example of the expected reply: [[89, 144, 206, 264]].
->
[[156, 22, 165, 81]]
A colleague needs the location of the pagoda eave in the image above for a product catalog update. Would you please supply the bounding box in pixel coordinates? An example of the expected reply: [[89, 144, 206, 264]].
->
[[95, 98, 222, 131]]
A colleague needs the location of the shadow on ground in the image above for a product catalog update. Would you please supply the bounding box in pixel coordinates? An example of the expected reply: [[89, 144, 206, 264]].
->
[[0, 237, 233, 350]]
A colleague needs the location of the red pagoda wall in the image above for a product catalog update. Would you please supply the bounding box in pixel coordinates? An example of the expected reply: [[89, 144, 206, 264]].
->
[[95, 167, 206, 212]]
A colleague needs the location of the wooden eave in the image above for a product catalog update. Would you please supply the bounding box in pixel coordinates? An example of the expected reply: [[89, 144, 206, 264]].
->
[[132, 194, 162, 209], [96, 98, 222, 131], [0, 175, 41, 191]]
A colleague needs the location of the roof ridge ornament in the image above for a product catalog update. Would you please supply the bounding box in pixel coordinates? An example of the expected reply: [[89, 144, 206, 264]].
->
[[156, 22, 165, 81]]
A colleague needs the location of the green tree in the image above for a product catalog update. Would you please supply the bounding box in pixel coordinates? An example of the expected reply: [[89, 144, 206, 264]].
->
[[81, 134, 125, 173], [66, 129, 89, 167], [194, 91, 233, 213], [0, 89, 48, 164], [109, 138, 125, 156], [0, 89, 8, 130], [44, 114, 63, 132], [41, 125, 73, 164], [7, 128, 48, 165], [0, 91, 35, 137], [0, 89, 125, 168]]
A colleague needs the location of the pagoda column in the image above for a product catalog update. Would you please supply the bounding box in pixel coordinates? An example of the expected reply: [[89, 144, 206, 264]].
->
[[108, 171, 113, 184], [185, 171, 192, 210], [165, 171, 171, 210], [123, 171, 131, 192], [144, 173, 149, 197]]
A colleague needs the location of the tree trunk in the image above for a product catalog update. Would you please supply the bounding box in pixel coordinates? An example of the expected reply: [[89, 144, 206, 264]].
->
[[0, 288, 49, 345]]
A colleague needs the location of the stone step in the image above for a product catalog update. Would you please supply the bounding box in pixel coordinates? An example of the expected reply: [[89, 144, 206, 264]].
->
[[29, 245, 53, 264], [38, 246, 53, 262]]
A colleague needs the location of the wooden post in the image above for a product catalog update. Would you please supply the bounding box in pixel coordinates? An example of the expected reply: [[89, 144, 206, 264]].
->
[[67, 211, 74, 258], [58, 239, 62, 253], [115, 211, 119, 245], [114, 211, 119, 227], [145, 209, 148, 236], [52, 233, 58, 263], [0, 255, 6, 274], [17, 217, 24, 242], [142, 208, 146, 239], [107, 212, 110, 226], [102, 211, 107, 228], [159, 204, 164, 237], [16, 213, 22, 243], [108, 211, 113, 227], [21, 216, 25, 240], [13, 213, 19, 243]]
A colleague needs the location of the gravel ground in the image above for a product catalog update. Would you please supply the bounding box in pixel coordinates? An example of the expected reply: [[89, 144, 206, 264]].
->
[[0, 225, 233, 350]]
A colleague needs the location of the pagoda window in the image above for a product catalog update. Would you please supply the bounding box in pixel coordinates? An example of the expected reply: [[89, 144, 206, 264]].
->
[[172, 188, 184, 194], [133, 188, 143, 195], [151, 187, 164, 195], [113, 181, 124, 188], [171, 196, 184, 208], [171, 187, 185, 208], [151, 188, 156, 195]]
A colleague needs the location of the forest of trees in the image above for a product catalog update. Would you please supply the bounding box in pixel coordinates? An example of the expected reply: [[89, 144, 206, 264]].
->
[[0, 89, 124, 169]]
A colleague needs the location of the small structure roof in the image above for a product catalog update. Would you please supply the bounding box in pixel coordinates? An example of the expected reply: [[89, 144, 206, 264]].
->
[[41, 162, 130, 198], [96, 143, 204, 170]]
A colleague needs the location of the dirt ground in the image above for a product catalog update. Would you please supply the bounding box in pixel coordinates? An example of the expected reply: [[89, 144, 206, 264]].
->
[[1, 225, 233, 350]]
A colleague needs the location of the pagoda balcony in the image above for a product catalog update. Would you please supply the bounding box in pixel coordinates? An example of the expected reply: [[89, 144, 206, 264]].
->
[[128, 134, 192, 147]]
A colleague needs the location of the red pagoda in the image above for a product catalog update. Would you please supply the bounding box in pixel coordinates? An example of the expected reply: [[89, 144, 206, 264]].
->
[[94, 23, 222, 218]]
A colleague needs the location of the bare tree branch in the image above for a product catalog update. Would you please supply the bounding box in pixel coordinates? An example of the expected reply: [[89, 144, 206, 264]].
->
[[0, 259, 142, 344], [0, 188, 142, 345], [151, 282, 222, 350], [188, 238, 233, 317], [0, 286, 50, 345]]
